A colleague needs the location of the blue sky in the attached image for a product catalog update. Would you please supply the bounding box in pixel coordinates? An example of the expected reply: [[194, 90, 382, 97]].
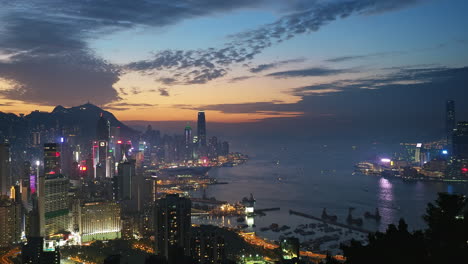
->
[[0, 0, 467, 138]]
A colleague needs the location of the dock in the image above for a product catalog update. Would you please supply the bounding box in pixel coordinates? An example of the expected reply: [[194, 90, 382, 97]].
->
[[289, 209, 373, 234], [256, 207, 280, 213]]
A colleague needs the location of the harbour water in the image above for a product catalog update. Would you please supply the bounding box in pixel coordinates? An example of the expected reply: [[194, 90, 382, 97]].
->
[[191, 138, 468, 251]]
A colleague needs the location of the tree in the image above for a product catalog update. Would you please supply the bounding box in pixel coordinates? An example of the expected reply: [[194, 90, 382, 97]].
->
[[341, 193, 468, 264]]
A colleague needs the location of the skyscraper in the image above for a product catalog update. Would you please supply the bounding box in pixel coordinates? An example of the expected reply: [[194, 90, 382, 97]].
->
[[97, 113, 110, 141], [0, 196, 21, 248], [453, 122, 468, 159], [191, 226, 225, 264], [154, 194, 191, 262], [44, 143, 61, 176], [446, 100, 456, 146], [43, 174, 69, 236], [113, 159, 135, 201], [197, 111, 206, 147], [0, 143, 10, 196], [184, 123, 192, 160], [93, 140, 111, 178]]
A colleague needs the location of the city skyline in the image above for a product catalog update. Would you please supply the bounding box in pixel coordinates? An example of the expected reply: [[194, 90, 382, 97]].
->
[[0, 0, 466, 133]]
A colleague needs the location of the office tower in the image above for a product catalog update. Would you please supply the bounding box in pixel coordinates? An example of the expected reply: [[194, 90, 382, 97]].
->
[[93, 140, 111, 178], [453, 122, 468, 158], [281, 237, 300, 262], [113, 159, 135, 201], [42, 174, 69, 236], [415, 143, 422, 165], [0, 143, 11, 196], [0, 196, 21, 248], [31, 131, 41, 147], [22, 237, 60, 264], [79, 201, 121, 243], [221, 141, 229, 156], [446, 100, 456, 145], [197, 111, 207, 147], [109, 126, 121, 157], [191, 226, 225, 264], [208, 136, 218, 158], [184, 123, 193, 160], [97, 113, 110, 141], [44, 143, 61, 176], [154, 194, 191, 261]]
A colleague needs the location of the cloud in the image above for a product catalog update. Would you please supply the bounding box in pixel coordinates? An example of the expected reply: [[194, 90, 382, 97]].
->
[[249, 58, 306, 73], [228, 76, 254, 83], [0, 0, 271, 105], [159, 88, 169, 97], [104, 102, 158, 111], [266, 67, 350, 78], [0, 51, 120, 106], [187, 66, 468, 118], [126, 0, 422, 84]]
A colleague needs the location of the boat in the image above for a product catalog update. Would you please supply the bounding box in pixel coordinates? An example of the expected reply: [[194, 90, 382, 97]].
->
[[237, 217, 245, 223]]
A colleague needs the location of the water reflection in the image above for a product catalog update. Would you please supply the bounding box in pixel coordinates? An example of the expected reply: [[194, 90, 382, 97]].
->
[[378, 178, 395, 229]]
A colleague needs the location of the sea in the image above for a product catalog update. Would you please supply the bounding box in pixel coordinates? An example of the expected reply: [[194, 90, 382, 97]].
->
[[190, 138, 468, 253]]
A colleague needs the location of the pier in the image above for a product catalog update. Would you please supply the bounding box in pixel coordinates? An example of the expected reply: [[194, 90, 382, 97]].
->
[[289, 210, 373, 234], [256, 207, 280, 213]]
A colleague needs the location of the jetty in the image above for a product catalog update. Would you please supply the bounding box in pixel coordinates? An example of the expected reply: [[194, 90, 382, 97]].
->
[[289, 209, 373, 234]]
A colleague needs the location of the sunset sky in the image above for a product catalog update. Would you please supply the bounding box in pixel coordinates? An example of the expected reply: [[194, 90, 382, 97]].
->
[[0, 0, 467, 129]]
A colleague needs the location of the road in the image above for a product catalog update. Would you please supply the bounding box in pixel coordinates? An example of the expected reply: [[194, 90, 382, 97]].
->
[[0, 247, 20, 264], [239, 232, 345, 262]]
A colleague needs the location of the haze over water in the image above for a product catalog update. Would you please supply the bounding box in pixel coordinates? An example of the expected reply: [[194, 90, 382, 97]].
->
[[193, 138, 468, 235]]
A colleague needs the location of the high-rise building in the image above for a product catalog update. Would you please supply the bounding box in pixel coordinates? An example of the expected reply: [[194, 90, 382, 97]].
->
[[191, 226, 225, 264], [0, 143, 11, 196], [221, 141, 229, 156], [113, 159, 135, 201], [446, 100, 456, 146], [79, 201, 121, 243], [44, 143, 61, 176], [453, 122, 468, 159], [0, 196, 21, 248], [154, 194, 191, 261], [184, 124, 193, 161], [43, 174, 69, 236], [197, 111, 207, 147], [93, 140, 112, 178], [97, 113, 110, 141]]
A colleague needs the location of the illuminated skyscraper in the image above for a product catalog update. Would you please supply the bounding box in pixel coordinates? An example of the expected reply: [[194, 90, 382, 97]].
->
[[44, 143, 61, 176], [197, 111, 206, 147], [0, 196, 21, 248], [191, 226, 225, 264], [184, 123, 193, 160], [446, 100, 456, 146], [154, 194, 191, 261], [93, 140, 111, 178], [0, 143, 11, 196], [43, 174, 69, 236]]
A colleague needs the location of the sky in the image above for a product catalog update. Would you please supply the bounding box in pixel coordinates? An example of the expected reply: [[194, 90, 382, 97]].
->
[[0, 0, 467, 138]]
